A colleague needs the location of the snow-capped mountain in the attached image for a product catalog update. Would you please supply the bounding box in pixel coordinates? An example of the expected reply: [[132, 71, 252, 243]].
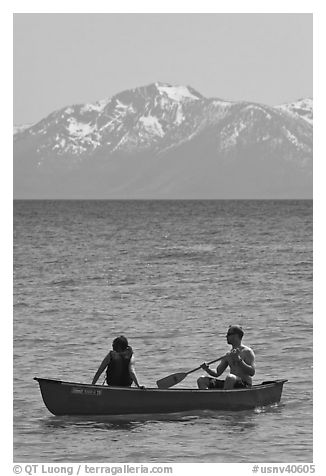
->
[[14, 82, 313, 198]]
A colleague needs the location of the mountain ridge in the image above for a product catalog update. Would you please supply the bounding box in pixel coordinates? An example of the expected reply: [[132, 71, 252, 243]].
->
[[13, 82, 313, 199]]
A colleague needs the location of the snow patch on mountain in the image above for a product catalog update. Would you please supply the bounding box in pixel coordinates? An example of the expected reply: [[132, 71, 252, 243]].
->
[[220, 120, 248, 149], [276, 98, 313, 125], [67, 118, 96, 138], [115, 99, 130, 110], [281, 127, 310, 155], [244, 104, 273, 120], [53, 137, 67, 151], [13, 123, 33, 135], [175, 106, 185, 125], [157, 84, 200, 102], [139, 115, 165, 137], [81, 99, 109, 113], [282, 127, 301, 147], [111, 133, 129, 152]]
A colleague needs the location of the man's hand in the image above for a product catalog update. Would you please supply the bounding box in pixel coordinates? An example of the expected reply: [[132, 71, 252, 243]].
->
[[200, 362, 210, 372]]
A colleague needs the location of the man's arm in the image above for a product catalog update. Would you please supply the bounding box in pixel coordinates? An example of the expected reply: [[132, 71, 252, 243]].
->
[[237, 349, 255, 376], [92, 354, 110, 385], [201, 358, 228, 378]]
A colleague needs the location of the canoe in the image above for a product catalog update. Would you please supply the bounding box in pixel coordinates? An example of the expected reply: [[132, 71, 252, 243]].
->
[[34, 377, 287, 416]]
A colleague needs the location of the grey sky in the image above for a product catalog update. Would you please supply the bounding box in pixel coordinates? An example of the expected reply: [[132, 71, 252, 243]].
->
[[13, 13, 312, 125]]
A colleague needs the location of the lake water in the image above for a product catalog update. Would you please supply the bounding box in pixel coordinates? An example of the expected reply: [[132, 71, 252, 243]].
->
[[13, 200, 313, 462]]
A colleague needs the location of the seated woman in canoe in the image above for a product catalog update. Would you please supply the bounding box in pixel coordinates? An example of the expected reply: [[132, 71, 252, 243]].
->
[[197, 325, 255, 390], [92, 335, 144, 388]]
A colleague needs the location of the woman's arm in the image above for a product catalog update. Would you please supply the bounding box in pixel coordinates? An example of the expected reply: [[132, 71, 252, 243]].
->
[[92, 353, 110, 385], [129, 355, 143, 388]]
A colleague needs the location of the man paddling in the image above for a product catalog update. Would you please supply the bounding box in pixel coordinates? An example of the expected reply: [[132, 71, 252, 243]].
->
[[92, 335, 144, 388], [197, 325, 255, 390]]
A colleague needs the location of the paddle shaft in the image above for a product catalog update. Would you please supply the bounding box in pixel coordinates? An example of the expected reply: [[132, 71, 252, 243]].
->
[[184, 355, 226, 376], [156, 354, 227, 388]]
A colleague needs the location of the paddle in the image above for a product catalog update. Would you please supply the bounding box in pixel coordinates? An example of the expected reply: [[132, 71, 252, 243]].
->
[[156, 354, 226, 389]]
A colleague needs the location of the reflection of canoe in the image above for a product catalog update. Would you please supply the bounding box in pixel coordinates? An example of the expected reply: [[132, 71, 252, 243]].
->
[[34, 377, 287, 416]]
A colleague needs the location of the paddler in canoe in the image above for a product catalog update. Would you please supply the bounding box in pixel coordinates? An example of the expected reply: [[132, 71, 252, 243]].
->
[[92, 335, 144, 388], [197, 325, 256, 389]]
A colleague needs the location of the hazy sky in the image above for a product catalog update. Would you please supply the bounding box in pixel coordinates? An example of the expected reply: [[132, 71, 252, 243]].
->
[[13, 13, 312, 125]]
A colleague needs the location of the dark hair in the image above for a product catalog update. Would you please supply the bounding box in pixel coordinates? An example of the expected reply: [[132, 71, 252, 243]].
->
[[228, 325, 244, 339], [112, 335, 129, 351]]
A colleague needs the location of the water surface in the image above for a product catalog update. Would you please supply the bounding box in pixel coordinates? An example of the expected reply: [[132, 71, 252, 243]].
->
[[13, 200, 313, 462]]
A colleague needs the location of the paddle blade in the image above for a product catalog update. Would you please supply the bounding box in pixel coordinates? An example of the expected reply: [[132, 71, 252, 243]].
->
[[156, 372, 188, 389]]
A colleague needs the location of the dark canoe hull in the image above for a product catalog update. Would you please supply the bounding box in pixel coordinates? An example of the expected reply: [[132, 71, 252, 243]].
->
[[34, 378, 287, 416]]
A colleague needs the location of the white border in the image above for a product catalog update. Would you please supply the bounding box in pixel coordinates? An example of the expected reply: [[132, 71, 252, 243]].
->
[[4, 1, 322, 474], [6, 0, 318, 14]]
